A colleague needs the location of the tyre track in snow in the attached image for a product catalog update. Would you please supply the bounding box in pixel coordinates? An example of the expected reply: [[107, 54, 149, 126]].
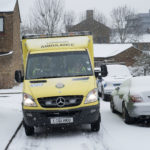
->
[[83, 125, 112, 150], [4, 121, 23, 150], [1, 92, 22, 150], [100, 123, 115, 150], [7, 125, 109, 150], [5, 98, 114, 150]]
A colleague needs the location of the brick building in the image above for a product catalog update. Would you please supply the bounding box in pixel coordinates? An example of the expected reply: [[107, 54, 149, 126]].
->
[[94, 44, 142, 66], [127, 10, 150, 34], [68, 10, 110, 43], [0, 0, 22, 88], [133, 42, 150, 52], [132, 34, 150, 53]]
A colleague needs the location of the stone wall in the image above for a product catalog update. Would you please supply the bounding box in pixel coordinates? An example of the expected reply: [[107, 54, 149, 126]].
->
[[0, 2, 22, 89], [0, 12, 13, 51], [94, 47, 142, 67], [113, 47, 142, 66]]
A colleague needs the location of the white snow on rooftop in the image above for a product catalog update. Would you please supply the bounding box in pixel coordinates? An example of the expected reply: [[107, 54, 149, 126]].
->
[[0, 0, 16, 12], [94, 44, 133, 58], [138, 34, 150, 42]]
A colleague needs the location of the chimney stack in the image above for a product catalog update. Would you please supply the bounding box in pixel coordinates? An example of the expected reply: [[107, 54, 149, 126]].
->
[[86, 10, 93, 20]]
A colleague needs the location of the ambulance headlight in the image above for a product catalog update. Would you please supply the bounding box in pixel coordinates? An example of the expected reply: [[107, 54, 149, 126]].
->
[[23, 93, 37, 107], [84, 88, 98, 104]]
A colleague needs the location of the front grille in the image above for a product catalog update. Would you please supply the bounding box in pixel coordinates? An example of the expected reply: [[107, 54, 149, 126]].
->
[[40, 111, 80, 117], [113, 83, 121, 86], [38, 96, 83, 108]]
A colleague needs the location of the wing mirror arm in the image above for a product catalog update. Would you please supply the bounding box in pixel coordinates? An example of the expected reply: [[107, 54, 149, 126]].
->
[[116, 87, 120, 91], [94, 70, 101, 79]]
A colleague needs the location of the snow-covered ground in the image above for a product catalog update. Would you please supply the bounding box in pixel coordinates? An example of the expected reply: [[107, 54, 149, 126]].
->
[[0, 84, 22, 150], [1, 84, 150, 150]]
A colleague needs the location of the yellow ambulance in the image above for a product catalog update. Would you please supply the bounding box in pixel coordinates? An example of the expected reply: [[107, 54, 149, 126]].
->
[[15, 32, 107, 136]]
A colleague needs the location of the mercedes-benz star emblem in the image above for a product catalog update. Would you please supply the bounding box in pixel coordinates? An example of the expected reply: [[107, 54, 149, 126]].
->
[[56, 97, 65, 107]]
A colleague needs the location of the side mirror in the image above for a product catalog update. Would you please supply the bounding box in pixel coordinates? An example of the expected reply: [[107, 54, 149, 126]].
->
[[15, 70, 24, 83], [101, 64, 108, 77]]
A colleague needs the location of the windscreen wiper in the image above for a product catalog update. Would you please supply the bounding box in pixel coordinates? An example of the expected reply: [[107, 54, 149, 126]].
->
[[36, 76, 60, 79]]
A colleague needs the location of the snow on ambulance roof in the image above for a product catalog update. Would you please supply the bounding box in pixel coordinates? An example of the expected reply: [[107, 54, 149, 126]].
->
[[94, 44, 132, 58], [26, 36, 89, 51], [0, 0, 16, 12]]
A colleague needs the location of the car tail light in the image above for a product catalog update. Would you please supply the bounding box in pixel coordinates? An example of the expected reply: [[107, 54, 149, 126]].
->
[[129, 95, 143, 103]]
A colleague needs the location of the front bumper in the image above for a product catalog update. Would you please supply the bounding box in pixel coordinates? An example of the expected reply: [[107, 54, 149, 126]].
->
[[127, 102, 150, 118], [104, 87, 114, 95], [23, 105, 100, 127]]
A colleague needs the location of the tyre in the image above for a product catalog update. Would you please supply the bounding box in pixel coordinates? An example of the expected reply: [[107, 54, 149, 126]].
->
[[110, 97, 117, 113], [23, 120, 34, 136], [102, 94, 111, 101], [122, 104, 134, 124], [91, 113, 101, 132], [101, 86, 105, 100], [101, 86, 111, 101]]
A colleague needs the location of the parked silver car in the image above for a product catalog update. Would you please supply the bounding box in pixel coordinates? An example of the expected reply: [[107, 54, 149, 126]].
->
[[110, 76, 150, 124], [98, 64, 132, 101]]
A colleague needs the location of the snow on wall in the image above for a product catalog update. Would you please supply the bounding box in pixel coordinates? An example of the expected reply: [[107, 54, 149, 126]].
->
[[0, 0, 16, 12]]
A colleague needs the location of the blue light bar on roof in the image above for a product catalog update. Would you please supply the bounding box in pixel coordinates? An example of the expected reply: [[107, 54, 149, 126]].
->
[[22, 31, 92, 39]]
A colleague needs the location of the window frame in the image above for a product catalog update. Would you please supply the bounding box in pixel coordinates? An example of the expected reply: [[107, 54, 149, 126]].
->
[[0, 16, 4, 32]]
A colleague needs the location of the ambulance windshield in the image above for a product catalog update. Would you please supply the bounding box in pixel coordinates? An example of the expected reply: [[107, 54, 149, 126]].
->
[[26, 51, 93, 79]]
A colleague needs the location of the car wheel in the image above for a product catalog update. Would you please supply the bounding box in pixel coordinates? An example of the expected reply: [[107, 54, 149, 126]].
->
[[110, 97, 117, 113], [23, 120, 34, 136], [91, 113, 101, 132], [102, 94, 111, 101], [122, 104, 133, 124], [101, 86, 106, 100], [101, 86, 111, 101]]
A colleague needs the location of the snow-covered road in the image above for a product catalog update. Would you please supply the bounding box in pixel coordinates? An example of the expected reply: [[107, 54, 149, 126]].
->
[[8, 125, 107, 150], [100, 101, 150, 150], [1, 86, 150, 150], [8, 100, 150, 150]]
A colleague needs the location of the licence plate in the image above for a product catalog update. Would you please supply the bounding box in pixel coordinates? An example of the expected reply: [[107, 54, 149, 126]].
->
[[50, 117, 73, 124]]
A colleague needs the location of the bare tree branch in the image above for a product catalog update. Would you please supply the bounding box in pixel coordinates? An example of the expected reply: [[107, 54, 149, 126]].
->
[[63, 11, 76, 32], [29, 0, 64, 34], [111, 5, 141, 43], [94, 9, 107, 25]]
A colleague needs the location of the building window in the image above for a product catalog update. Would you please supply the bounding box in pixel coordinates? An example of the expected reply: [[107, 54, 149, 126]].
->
[[0, 17, 4, 32], [143, 43, 149, 50]]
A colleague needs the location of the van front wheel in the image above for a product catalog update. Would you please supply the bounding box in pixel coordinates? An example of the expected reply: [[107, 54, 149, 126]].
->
[[23, 120, 34, 136], [91, 113, 100, 132]]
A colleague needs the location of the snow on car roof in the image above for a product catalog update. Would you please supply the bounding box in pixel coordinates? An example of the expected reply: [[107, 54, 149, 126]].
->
[[107, 64, 131, 76], [94, 44, 132, 58], [0, 0, 16, 12]]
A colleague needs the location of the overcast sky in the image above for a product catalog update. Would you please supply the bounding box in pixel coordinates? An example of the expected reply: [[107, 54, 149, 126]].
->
[[18, 0, 150, 25]]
